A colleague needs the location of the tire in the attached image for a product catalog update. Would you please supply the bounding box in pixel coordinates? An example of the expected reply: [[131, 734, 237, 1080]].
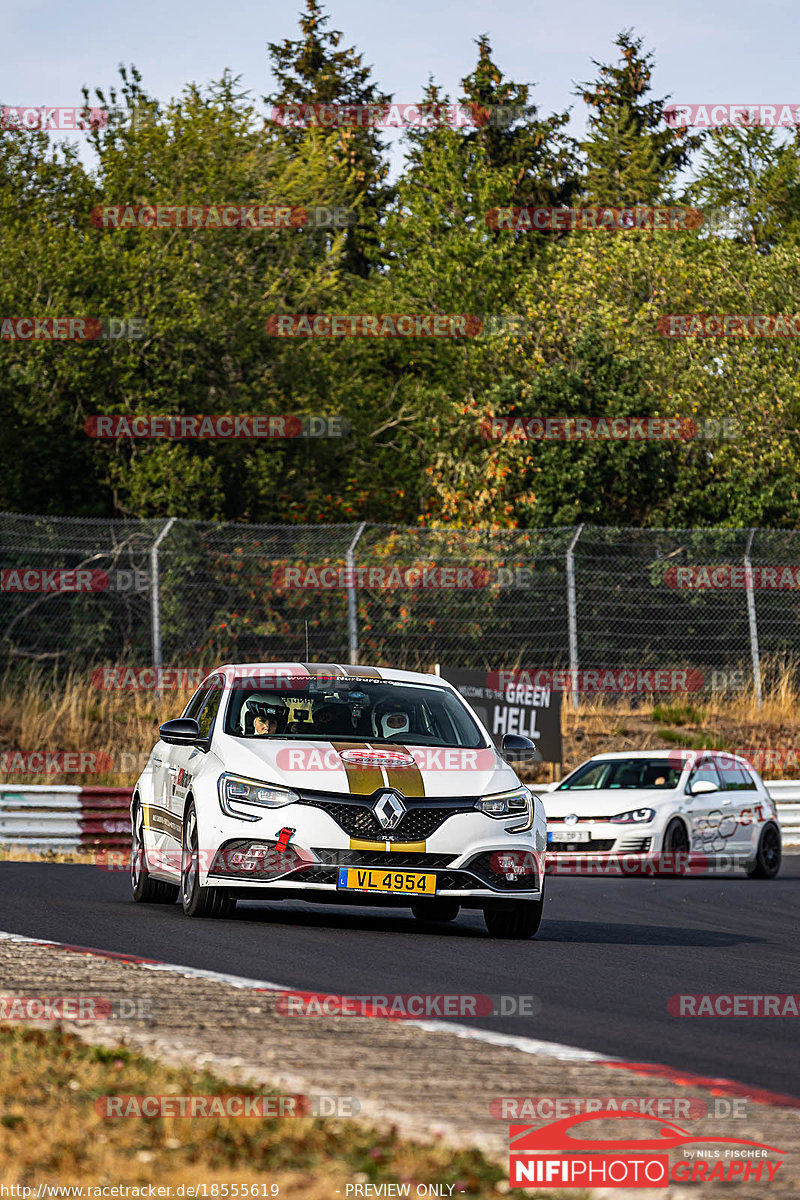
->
[[181, 801, 237, 918], [659, 817, 691, 875], [662, 817, 690, 855], [746, 822, 782, 880], [411, 900, 460, 923], [131, 798, 179, 904], [483, 889, 545, 940]]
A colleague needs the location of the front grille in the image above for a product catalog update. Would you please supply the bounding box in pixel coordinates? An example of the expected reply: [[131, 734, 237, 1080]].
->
[[295, 866, 339, 885], [297, 791, 475, 842], [312, 849, 456, 868], [549, 838, 616, 852]]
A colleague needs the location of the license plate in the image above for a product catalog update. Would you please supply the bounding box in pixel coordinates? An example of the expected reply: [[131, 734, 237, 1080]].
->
[[337, 867, 437, 895], [548, 828, 591, 843]]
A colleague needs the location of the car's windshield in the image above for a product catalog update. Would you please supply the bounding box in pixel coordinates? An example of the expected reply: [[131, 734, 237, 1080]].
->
[[223, 676, 486, 747], [557, 758, 681, 790]]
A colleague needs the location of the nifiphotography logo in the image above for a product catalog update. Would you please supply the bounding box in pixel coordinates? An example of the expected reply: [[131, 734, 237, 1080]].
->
[[508, 1110, 784, 1188]]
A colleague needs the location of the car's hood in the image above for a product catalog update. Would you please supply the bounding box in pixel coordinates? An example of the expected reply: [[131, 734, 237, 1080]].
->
[[544, 787, 679, 819], [221, 737, 520, 799]]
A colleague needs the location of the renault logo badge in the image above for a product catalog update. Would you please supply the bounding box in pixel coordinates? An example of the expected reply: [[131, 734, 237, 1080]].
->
[[373, 791, 406, 831]]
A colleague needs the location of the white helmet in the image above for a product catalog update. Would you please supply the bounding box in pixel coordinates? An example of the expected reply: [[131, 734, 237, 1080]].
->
[[372, 706, 411, 739]]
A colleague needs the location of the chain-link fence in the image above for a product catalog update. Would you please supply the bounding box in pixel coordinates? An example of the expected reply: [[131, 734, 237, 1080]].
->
[[1, 513, 799, 699]]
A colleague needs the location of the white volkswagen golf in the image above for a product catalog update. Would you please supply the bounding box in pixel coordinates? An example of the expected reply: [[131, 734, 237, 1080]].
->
[[545, 750, 781, 877], [131, 663, 547, 937]]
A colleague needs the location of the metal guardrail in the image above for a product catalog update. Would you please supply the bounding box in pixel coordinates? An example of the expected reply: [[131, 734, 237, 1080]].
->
[[0, 781, 798, 852], [0, 786, 130, 851]]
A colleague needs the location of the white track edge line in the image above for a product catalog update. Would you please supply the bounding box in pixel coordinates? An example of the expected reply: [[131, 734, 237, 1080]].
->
[[0, 928, 612, 1064]]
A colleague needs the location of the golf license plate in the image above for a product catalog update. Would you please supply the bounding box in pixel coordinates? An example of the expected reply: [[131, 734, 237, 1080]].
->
[[548, 828, 591, 843], [337, 867, 436, 895]]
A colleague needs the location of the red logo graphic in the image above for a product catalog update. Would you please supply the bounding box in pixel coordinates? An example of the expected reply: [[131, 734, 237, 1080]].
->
[[509, 1111, 783, 1188]]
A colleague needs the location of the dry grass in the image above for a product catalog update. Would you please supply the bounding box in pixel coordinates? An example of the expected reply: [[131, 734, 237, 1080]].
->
[[1, 665, 800, 789], [0, 1025, 551, 1196]]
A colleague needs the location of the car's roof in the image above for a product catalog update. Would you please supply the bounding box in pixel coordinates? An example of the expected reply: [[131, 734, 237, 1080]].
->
[[579, 750, 752, 764], [212, 662, 451, 687]]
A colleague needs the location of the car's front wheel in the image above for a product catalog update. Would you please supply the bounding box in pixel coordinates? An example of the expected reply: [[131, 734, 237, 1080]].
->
[[131, 798, 179, 904], [746, 822, 782, 880], [483, 891, 545, 940], [181, 801, 237, 918]]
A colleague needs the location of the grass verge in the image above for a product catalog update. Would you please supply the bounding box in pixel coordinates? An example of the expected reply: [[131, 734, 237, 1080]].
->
[[0, 1025, 531, 1195]]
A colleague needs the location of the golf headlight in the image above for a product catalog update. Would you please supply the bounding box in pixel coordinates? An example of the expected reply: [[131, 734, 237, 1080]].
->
[[218, 774, 299, 821], [478, 786, 535, 831], [610, 808, 655, 824]]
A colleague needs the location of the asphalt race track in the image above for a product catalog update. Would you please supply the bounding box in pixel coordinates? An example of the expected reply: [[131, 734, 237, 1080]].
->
[[1, 861, 799, 1097]]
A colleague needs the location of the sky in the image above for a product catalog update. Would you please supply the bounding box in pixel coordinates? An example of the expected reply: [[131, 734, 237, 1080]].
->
[[3, 0, 799, 173]]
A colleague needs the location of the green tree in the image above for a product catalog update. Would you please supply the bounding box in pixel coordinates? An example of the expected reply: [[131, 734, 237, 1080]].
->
[[266, 0, 392, 275], [690, 123, 800, 250], [578, 30, 700, 205]]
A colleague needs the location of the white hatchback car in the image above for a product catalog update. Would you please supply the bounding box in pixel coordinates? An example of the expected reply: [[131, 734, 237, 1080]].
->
[[131, 663, 548, 937], [545, 750, 781, 877]]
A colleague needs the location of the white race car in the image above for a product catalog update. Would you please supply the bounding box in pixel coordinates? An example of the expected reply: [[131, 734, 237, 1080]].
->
[[131, 663, 547, 937], [544, 750, 781, 877]]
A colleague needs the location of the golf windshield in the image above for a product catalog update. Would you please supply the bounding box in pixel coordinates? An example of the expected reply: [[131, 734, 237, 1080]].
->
[[224, 676, 485, 747], [558, 758, 681, 790]]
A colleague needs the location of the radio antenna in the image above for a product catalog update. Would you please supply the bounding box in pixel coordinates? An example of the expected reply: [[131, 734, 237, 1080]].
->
[[304, 619, 310, 662]]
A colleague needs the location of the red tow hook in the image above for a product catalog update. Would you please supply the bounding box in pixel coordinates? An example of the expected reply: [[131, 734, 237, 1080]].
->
[[275, 827, 295, 853]]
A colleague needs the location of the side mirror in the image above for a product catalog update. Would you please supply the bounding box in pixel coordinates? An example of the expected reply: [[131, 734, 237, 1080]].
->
[[159, 717, 203, 746], [690, 778, 719, 796], [501, 734, 540, 762]]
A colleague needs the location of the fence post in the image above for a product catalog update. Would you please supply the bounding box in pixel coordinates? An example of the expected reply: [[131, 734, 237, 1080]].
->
[[744, 527, 763, 708], [566, 524, 584, 711], [150, 517, 177, 671], [346, 521, 367, 664]]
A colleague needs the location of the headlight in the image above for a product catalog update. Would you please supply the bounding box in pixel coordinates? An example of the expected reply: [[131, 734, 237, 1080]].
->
[[477, 786, 535, 832], [610, 808, 655, 824], [218, 773, 299, 821]]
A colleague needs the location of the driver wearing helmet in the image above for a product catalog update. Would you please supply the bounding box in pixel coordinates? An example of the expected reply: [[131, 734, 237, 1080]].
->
[[371, 700, 414, 741], [240, 696, 285, 737]]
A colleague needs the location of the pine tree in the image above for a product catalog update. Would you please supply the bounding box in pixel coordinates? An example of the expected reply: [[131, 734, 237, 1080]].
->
[[266, 0, 392, 274], [578, 30, 700, 205], [459, 35, 579, 207]]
